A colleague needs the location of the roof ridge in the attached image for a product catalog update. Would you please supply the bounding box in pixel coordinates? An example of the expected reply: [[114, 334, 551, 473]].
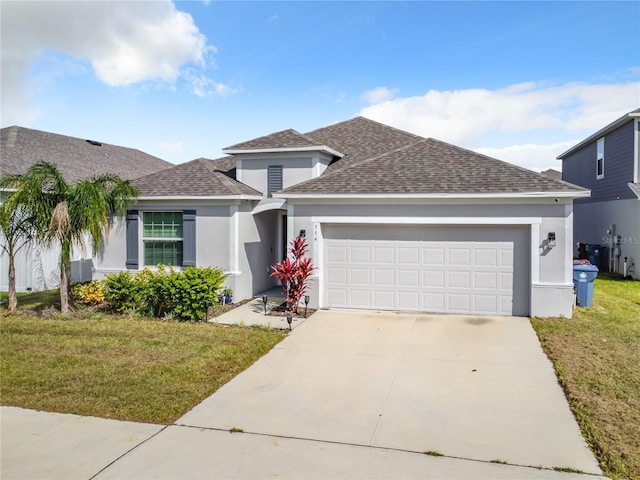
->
[[282, 138, 427, 191]]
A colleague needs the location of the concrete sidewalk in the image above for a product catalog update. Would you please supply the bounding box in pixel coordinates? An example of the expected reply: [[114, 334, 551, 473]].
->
[[1, 407, 605, 480]]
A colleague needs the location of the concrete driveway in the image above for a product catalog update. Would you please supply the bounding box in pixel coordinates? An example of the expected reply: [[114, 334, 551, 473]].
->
[[3, 310, 602, 479], [183, 310, 598, 472]]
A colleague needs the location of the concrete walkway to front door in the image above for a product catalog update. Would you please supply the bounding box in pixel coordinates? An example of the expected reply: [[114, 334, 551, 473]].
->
[[180, 310, 600, 473]]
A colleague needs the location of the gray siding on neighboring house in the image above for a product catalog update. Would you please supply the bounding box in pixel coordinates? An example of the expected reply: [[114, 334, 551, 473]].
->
[[563, 121, 635, 204]]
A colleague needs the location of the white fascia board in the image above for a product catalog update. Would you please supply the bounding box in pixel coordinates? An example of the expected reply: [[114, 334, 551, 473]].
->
[[310, 216, 543, 225], [136, 195, 261, 201], [223, 145, 344, 158], [628, 182, 640, 199], [275, 191, 591, 200]]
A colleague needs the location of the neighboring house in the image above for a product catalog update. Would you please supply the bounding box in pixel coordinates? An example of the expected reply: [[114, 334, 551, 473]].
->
[[540, 169, 562, 181], [0, 126, 173, 292], [558, 108, 640, 278], [96, 117, 588, 317]]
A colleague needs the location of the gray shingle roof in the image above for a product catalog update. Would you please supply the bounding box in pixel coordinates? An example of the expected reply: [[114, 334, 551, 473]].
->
[[132, 158, 260, 197], [305, 116, 421, 173], [540, 168, 562, 181], [1, 126, 172, 182], [225, 129, 321, 150], [281, 138, 587, 195]]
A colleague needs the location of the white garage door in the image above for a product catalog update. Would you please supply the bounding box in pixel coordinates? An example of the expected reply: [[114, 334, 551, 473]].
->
[[324, 225, 529, 316]]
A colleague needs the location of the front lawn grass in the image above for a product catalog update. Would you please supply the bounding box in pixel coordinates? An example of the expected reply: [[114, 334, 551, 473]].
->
[[531, 276, 640, 479], [1, 295, 285, 424]]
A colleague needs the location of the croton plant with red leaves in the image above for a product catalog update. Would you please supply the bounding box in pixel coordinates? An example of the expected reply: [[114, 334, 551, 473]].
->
[[270, 236, 314, 314]]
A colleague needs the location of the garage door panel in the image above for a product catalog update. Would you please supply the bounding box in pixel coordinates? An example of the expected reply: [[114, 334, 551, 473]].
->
[[398, 291, 420, 310], [448, 293, 471, 313], [324, 225, 527, 316], [327, 288, 348, 307], [500, 249, 513, 267], [327, 245, 348, 262], [374, 246, 395, 264], [373, 291, 394, 309], [327, 267, 347, 284], [350, 246, 371, 263], [474, 271, 498, 289], [374, 269, 395, 287], [423, 270, 445, 288], [350, 268, 371, 285], [448, 271, 471, 288], [423, 248, 445, 265], [474, 248, 498, 266], [398, 246, 419, 264], [423, 292, 445, 311], [474, 295, 498, 313], [448, 249, 471, 266], [398, 269, 419, 286]]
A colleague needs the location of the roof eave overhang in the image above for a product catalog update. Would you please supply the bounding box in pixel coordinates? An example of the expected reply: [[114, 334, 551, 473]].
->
[[223, 145, 344, 158], [275, 191, 591, 200], [136, 195, 262, 201], [557, 111, 637, 160]]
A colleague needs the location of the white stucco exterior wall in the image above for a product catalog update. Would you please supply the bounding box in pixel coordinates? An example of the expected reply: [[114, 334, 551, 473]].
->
[[284, 199, 575, 318]]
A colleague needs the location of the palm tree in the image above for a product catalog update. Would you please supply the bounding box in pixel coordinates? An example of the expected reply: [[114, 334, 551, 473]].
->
[[0, 195, 35, 313], [0, 162, 138, 312]]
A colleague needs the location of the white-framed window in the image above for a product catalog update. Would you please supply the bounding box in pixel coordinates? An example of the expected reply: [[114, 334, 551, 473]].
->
[[596, 137, 604, 179], [142, 211, 183, 266]]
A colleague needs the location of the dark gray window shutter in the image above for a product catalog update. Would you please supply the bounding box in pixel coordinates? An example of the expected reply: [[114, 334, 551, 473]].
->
[[183, 210, 196, 267], [267, 165, 283, 196], [125, 210, 139, 269]]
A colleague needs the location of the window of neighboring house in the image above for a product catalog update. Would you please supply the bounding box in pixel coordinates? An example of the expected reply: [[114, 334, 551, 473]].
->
[[267, 165, 283, 196], [143, 211, 183, 266], [596, 137, 604, 179]]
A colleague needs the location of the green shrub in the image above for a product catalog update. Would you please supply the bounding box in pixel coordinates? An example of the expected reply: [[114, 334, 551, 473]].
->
[[102, 266, 227, 321], [172, 266, 227, 321], [72, 281, 105, 305], [102, 271, 143, 313]]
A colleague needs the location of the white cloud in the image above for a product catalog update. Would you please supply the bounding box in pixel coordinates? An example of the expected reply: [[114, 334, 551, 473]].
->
[[0, 1, 223, 125], [159, 141, 184, 153], [359, 79, 639, 172], [186, 72, 241, 98], [362, 86, 397, 104], [474, 141, 578, 173]]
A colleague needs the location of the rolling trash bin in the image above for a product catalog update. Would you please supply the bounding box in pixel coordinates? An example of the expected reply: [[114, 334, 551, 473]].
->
[[584, 244, 607, 271], [572, 264, 599, 307]]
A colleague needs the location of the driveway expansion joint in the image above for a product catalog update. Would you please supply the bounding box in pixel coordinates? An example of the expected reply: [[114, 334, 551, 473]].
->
[[89, 424, 170, 480]]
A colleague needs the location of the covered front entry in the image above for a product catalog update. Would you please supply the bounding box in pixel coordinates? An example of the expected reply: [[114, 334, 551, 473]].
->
[[323, 224, 530, 316]]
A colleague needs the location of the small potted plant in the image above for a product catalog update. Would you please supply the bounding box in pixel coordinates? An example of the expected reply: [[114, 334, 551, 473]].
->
[[224, 288, 233, 304]]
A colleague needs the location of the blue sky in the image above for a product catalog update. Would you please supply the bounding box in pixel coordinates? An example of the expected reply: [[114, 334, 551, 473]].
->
[[1, 1, 638, 172]]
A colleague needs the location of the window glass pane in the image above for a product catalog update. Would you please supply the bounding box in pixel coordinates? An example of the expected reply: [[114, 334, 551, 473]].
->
[[143, 212, 183, 238], [144, 241, 183, 266]]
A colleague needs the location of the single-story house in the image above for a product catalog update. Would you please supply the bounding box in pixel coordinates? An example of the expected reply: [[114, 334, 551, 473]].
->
[[95, 117, 589, 317]]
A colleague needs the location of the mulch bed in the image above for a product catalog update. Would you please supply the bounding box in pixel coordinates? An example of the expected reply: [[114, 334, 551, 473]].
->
[[266, 301, 316, 318]]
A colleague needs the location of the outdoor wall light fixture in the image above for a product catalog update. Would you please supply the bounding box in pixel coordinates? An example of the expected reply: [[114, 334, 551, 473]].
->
[[299, 229, 306, 238], [304, 295, 310, 318], [286, 314, 293, 330], [262, 295, 268, 315], [548, 232, 556, 247]]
